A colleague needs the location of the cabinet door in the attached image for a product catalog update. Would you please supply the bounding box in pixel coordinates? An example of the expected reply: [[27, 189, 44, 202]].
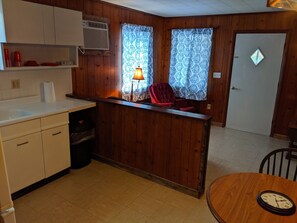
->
[[3, 132, 45, 193], [2, 0, 44, 44], [54, 7, 84, 46], [42, 124, 70, 178], [42, 4, 55, 45]]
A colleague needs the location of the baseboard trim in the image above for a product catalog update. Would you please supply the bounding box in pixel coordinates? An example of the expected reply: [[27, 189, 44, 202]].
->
[[211, 121, 224, 127], [91, 154, 201, 198], [11, 168, 70, 200], [272, 133, 289, 140]]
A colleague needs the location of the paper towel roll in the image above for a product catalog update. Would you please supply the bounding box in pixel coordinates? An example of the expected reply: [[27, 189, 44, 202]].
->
[[43, 81, 56, 103]]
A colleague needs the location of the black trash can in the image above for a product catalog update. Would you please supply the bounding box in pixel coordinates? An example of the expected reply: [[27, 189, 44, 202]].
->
[[69, 118, 95, 169]]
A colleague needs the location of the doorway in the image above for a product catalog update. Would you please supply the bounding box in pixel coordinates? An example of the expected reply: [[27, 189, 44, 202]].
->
[[226, 33, 286, 135]]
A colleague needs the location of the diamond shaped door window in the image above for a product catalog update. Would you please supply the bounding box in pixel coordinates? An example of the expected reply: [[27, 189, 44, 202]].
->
[[250, 48, 264, 66]]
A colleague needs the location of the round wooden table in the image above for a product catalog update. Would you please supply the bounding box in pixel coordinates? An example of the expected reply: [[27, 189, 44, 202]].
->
[[206, 173, 297, 223]]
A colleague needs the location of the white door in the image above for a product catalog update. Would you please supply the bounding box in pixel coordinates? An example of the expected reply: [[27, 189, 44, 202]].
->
[[226, 33, 286, 135]]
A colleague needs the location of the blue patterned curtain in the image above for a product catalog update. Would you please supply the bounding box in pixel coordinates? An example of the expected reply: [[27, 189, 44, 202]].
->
[[169, 28, 213, 100], [121, 23, 154, 101]]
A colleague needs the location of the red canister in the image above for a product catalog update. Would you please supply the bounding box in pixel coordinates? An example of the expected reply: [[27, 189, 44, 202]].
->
[[4, 48, 11, 67], [14, 51, 21, 67]]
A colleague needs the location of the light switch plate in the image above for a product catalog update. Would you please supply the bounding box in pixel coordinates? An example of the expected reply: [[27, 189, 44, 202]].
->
[[213, 72, 221, 78]]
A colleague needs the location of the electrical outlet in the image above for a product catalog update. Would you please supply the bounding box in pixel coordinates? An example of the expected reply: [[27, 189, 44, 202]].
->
[[213, 72, 221, 78], [207, 104, 211, 110], [11, 79, 20, 89]]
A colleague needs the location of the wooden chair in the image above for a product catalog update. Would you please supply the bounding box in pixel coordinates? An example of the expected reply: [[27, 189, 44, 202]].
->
[[259, 148, 297, 181]]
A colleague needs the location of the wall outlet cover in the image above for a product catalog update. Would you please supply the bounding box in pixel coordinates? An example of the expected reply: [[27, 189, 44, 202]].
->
[[11, 79, 20, 89], [213, 72, 221, 78]]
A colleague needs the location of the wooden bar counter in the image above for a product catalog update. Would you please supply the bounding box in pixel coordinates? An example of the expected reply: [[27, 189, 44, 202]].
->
[[92, 98, 211, 198]]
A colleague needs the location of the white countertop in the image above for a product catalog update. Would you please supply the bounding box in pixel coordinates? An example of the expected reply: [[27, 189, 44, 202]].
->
[[0, 98, 96, 127]]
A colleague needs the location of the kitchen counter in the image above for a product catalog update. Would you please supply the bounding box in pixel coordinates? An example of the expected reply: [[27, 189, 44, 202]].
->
[[0, 98, 96, 126]]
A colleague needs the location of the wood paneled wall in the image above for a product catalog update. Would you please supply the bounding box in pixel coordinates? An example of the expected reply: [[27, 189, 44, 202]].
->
[[25, 0, 297, 137], [163, 12, 297, 137], [95, 99, 211, 197], [71, 1, 164, 99]]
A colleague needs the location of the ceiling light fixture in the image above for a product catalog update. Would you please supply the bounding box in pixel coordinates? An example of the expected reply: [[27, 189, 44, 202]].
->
[[267, 0, 297, 11]]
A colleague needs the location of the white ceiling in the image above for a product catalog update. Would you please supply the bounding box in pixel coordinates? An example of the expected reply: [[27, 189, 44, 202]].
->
[[101, 0, 283, 17]]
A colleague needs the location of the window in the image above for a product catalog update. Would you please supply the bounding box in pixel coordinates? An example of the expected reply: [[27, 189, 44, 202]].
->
[[121, 23, 153, 101], [169, 28, 213, 100]]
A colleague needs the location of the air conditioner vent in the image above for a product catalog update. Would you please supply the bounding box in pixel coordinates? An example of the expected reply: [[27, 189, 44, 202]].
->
[[82, 20, 109, 50], [83, 21, 108, 30]]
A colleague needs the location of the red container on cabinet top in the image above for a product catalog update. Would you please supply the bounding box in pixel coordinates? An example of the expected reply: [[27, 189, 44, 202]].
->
[[4, 48, 11, 67], [14, 51, 21, 67]]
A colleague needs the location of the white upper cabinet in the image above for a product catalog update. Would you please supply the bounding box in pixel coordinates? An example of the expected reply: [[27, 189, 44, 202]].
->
[[0, 0, 83, 70], [43, 4, 56, 45], [0, 0, 44, 44], [54, 7, 84, 46], [0, 0, 83, 46]]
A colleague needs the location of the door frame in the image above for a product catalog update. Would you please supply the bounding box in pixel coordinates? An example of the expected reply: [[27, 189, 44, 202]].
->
[[223, 30, 290, 136]]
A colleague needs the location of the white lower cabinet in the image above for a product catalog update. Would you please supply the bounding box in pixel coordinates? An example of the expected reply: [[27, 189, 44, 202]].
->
[[41, 112, 70, 178], [1, 112, 70, 193], [3, 132, 45, 193], [42, 124, 70, 178]]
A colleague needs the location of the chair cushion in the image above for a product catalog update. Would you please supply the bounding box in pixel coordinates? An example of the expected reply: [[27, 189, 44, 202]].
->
[[148, 83, 197, 113], [149, 83, 176, 103]]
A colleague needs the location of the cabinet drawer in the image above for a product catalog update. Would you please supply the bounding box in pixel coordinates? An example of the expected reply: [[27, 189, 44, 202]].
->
[[3, 132, 45, 193], [0, 119, 41, 141], [42, 124, 70, 177], [41, 112, 68, 130]]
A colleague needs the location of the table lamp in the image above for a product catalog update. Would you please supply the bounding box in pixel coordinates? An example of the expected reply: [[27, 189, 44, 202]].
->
[[130, 66, 144, 102]]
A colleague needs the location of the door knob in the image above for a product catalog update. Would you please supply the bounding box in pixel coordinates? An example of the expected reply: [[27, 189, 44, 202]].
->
[[231, 86, 240, 90]]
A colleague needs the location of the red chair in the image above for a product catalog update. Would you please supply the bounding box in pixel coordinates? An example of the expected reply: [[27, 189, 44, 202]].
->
[[148, 83, 196, 112]]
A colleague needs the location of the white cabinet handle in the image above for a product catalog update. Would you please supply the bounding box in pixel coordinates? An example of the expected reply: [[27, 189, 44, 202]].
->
[[52, 131, 62, 136], [17, 141, 29, 147]]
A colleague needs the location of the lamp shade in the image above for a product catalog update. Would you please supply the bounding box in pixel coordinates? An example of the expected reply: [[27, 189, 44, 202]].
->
[[133, 66, 144, 80], [267, 0, 297, 10]]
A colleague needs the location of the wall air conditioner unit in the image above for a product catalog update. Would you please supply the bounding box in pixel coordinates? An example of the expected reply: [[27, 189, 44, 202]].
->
[[82, 20, 109, 50]]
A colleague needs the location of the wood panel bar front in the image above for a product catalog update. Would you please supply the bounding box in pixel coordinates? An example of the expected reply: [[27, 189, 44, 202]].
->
[[94, 99, 211, 197]]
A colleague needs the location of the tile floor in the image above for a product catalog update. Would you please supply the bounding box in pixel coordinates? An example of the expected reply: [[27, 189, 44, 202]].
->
[[13, 126, 288, 223]]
